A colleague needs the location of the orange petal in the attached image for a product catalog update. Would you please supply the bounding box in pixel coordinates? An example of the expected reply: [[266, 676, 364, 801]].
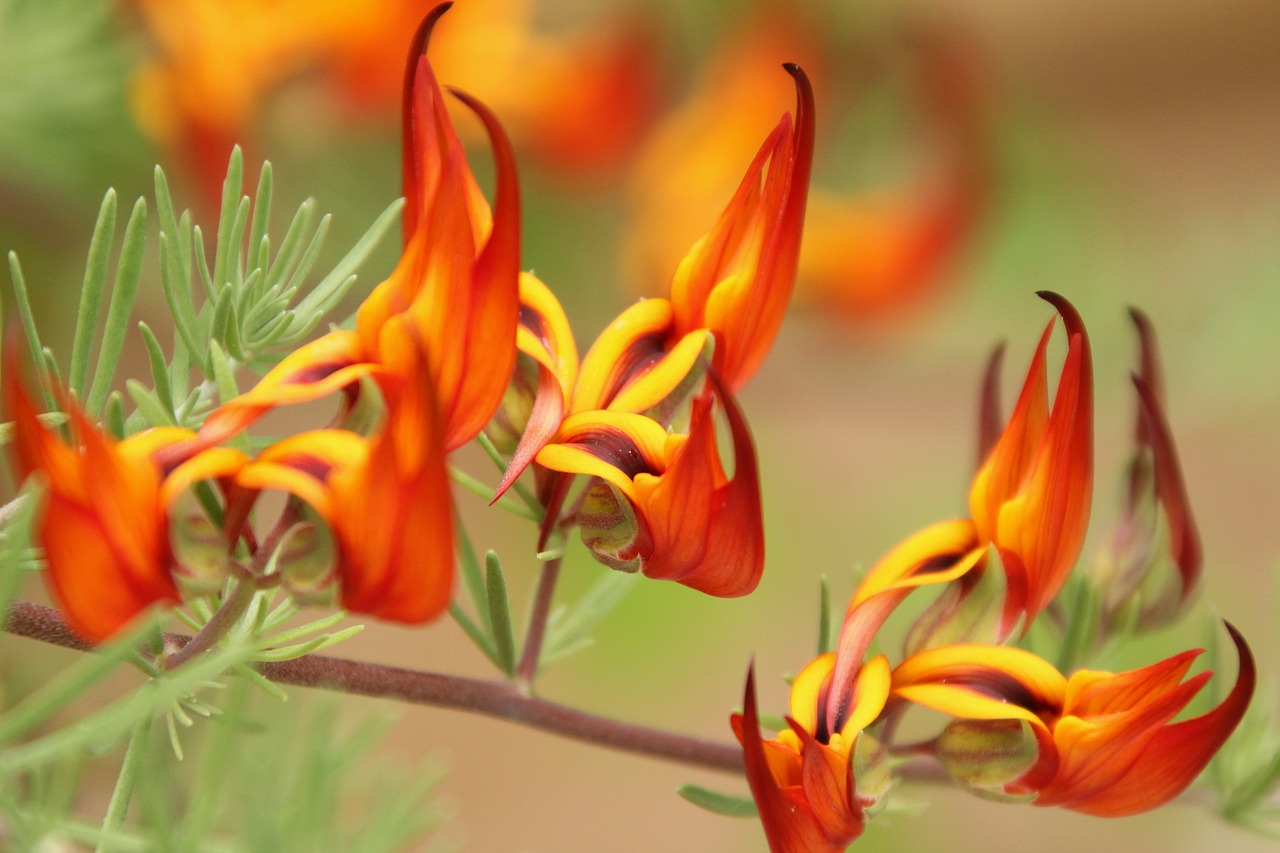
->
[[639, 378, 764, 597], [198, 330, 372, 446]]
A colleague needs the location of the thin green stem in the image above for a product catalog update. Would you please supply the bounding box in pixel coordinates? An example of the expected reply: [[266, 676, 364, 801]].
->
[[514, 555, 562, 691], [96, 715, 152, 853]]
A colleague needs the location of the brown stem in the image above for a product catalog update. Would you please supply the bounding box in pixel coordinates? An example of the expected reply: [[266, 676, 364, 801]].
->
[[514, 554, 562, 690], [162, 578, 257, 670], [3, 600, 743, 774]]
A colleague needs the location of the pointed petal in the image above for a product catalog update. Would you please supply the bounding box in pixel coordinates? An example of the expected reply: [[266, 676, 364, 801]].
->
[[738, 667, 853, 853], [199, 331, 373, 446], [1053, 625, 1255, 816], [890, 644, 1066, 729], [640, 377, 764, 597]]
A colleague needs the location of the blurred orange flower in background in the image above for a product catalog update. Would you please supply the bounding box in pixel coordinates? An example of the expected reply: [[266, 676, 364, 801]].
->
[[624, 10, 987, 319], [126, 0, 658, 206]]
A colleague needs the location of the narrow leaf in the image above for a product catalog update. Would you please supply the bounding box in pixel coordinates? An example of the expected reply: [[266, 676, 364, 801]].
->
[[138, 322, 175, 416], [70, 188, 118, 396], [676, 784, 757, 817], [87, 196, 148, 415], [485, 550, 516, 676]]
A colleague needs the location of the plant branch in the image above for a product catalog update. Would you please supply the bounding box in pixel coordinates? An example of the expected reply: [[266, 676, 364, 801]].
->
[[4, 600, 743, 774]]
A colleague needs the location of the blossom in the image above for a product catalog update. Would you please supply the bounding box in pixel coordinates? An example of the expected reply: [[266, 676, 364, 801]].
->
[[200, 4, 519, 453], [667, 62, 815, 390], [831, 292, 1091, 659], [733, 658, 891, 852], [7, 369, 246, 642], [235, 320, 454, 623], [534, 378, 764, 597], [495, 63, 814, 498], [890, 623, 1255, 815]]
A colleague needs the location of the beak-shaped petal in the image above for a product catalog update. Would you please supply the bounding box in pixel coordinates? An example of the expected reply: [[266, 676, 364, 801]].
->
[[1044, 624, 1254, 816], [361, 4, 521, 452], [734, 667, 867, 853], [969, 291, 1093, 632], [890, 623, 1255, 816], [669, 64, 814, 391]]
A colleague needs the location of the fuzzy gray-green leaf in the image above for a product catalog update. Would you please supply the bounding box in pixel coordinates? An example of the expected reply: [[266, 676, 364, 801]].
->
[[676, 784, 757, 817], [485, 551, 517, 677], [86, 196, 147, 416], [69, 188, 118, 397]]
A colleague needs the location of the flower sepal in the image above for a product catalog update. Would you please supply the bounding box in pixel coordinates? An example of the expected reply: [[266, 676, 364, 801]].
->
[[935, 718, 1042, 804]]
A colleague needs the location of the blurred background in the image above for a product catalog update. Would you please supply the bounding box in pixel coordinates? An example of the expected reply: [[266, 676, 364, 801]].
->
[[1, 0, 1278, 849]]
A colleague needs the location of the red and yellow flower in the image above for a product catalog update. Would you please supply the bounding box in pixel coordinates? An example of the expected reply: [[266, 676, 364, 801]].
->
[[832, 292, 1091, 655], [234, 319, 454, 623], [734, 659, 891, 853], [891, 623, 1255, 815], [535, 379, 764, 597], [8, 369, 246, 643]]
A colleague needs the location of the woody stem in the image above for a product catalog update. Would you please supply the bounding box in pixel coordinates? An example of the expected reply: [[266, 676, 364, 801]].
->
[[515, 554, 562, 689], [5, 600, 743, 774]]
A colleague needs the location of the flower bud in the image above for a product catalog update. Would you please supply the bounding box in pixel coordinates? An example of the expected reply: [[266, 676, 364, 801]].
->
[[853, 733, 892, 819], [276, 519, 337, 607], [935, 719, 1039, 804], [170, 512, 231, 595]]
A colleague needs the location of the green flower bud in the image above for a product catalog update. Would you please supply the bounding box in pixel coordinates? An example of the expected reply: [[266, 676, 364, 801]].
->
[[936, 719, 1039, 804]]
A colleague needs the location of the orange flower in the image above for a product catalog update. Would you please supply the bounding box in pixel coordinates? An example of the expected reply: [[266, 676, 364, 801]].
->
[[832, 293, 1091, 654], [494, 64, 813, 497], [235, 320, 454, 623], [7, 370, 246, 642], [733, 658, 891, 852], [128, 0, 658, 206], [890, 623, 1255, 816], [534, 379, 764, 597], [968, 291, 1093, 632], [200, 4, 520, 454]]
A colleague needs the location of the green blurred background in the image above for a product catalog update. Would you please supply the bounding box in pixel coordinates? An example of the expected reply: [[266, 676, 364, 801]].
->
[[2, 0, 1278, 849]]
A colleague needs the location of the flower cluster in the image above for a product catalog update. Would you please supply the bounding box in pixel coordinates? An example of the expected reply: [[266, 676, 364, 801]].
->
[[2, 5, 1256, 850], [7, 3, 810, 640], [733, 295, 1255, 850]]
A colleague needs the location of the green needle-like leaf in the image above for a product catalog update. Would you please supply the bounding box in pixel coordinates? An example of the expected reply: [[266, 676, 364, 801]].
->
[[485, 551, 517, 676], [138, 322, 175, 416], [6, 252, 55, 411], [247, 161, 273, 275], [542, 571, 639, 666], [818, 575, 832, 655], [87, 197, 147, 416], [676, 784, 757, 817], [69, 188, 118, 397]]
